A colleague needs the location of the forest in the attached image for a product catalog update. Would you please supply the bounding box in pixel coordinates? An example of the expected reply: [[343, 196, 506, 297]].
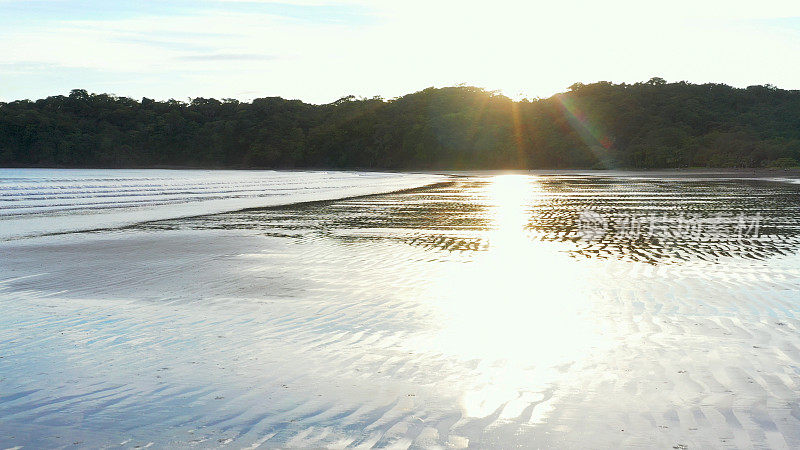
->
[[2, 78, 799, 170]]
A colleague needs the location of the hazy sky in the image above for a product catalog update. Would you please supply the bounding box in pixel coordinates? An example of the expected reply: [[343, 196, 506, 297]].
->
[[2, 0, 800, 103]]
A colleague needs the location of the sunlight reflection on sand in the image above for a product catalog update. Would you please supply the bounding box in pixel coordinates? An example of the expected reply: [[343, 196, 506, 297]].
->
[[2, 172, 800, 448], [420, 175, 608, 419]]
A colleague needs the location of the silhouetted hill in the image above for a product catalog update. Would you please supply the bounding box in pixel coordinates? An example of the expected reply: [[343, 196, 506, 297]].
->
[[2, 78, 799, 169]]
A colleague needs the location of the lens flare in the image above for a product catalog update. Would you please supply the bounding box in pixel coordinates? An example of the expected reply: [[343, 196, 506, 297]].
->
[[555, 94, 614, 168]]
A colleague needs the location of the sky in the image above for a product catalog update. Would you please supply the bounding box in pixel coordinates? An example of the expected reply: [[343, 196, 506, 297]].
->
[[2, 0, 800, 104]]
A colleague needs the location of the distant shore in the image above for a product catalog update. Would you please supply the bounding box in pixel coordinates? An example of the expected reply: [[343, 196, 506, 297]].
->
[[442, 167, 800, 178], [4, 84, 800, 172], [3, 165, 800, 177]]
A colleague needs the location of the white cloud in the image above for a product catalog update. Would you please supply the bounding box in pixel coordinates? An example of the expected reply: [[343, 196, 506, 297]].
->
[[1, 0, 799, 102]]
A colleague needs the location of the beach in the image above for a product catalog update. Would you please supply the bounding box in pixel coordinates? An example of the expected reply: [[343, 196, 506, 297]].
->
[[1, 171, 800, 448]]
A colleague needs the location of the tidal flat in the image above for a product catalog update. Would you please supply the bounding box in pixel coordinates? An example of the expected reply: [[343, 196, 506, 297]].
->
[[1, 170, 800, 448]]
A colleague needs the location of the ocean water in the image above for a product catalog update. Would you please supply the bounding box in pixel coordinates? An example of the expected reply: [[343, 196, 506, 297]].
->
[[0, 169, 443, 239], [1, 171, 799, 448]]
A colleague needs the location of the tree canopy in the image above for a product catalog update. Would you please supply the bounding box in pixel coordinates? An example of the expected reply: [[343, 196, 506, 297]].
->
[[2, 79, 799, 169]]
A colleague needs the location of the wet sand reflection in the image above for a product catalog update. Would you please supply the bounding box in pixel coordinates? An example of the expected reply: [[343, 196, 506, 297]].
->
[[2, 174, 800, 447]]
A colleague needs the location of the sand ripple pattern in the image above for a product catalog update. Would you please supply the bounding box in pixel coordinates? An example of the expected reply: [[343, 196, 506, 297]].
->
[[1, 173, 799, 448], [153, 176, 800, 264]]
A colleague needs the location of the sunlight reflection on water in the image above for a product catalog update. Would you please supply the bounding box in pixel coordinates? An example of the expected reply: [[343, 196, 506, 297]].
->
[[3, 173, 800, 448], [421, 175, 608, 418]]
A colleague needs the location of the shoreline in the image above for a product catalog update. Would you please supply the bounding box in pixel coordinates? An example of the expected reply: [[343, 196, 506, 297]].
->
[[3, 165, 799, 178]]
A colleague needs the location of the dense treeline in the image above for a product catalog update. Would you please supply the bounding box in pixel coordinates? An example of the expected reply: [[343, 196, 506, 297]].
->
[[2, 78, 800, 169]]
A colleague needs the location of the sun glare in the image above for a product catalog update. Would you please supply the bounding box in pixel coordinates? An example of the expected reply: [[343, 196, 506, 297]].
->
[[419, 174, 606, 419]]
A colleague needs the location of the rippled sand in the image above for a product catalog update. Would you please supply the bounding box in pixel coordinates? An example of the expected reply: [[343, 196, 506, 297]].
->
[[1, 173, 800, 448]]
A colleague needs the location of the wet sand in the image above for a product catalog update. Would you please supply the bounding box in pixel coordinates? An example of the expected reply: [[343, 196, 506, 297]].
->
[[1, 174, 800, 448]]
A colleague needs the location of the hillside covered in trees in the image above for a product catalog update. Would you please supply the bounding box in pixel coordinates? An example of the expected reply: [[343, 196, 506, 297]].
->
[[2, 78, 799, 170]]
